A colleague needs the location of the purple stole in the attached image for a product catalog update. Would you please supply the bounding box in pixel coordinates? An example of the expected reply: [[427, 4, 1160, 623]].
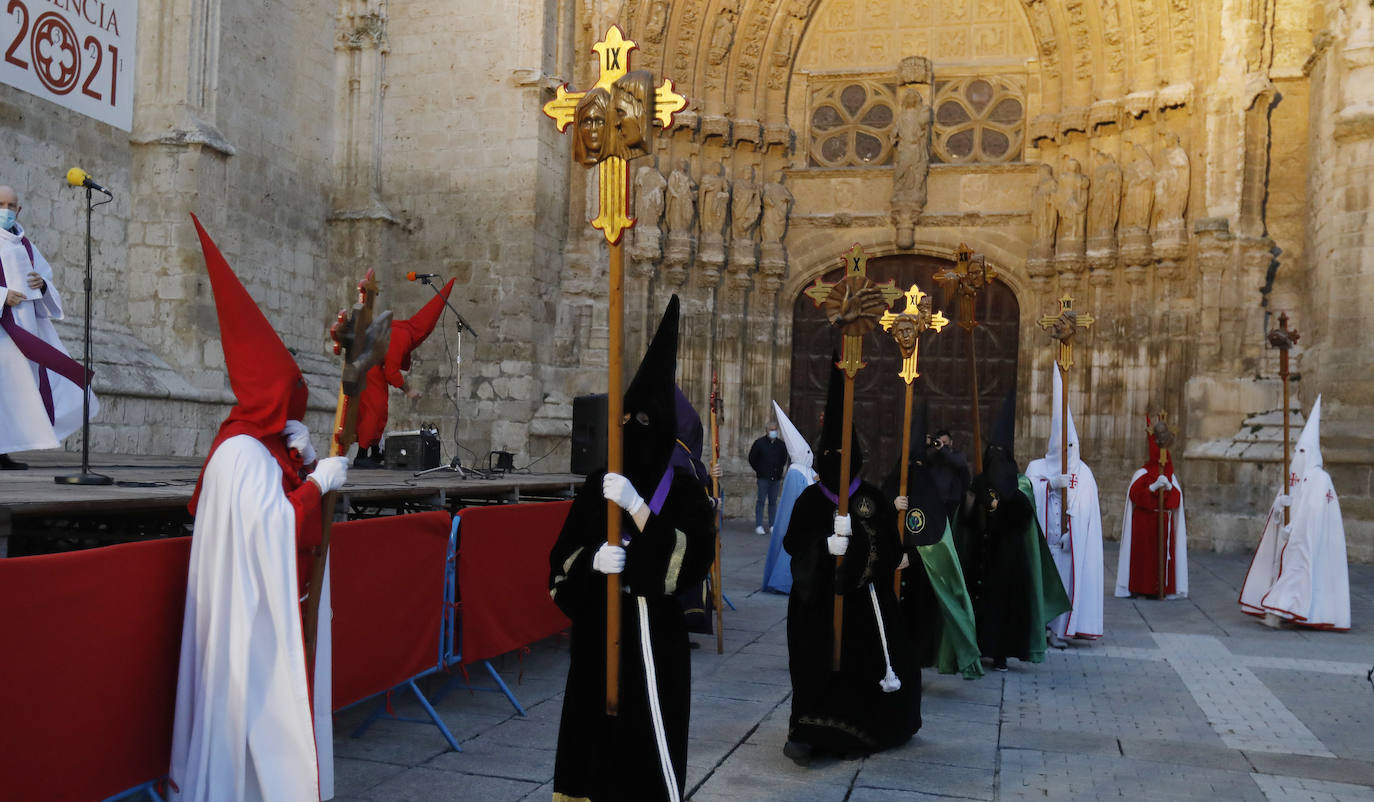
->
[[0, 237, 91, 423]]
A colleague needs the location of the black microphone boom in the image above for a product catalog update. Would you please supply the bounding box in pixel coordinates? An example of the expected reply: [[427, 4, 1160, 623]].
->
[[407, 272, 440, 281], [65, 168, 111, 196]]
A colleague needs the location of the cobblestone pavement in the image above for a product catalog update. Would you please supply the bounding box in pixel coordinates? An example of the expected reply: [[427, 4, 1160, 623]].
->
[[332, 519, 1374, 801]]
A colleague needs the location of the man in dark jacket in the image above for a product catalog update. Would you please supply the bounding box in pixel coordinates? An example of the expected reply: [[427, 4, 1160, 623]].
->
[[749, 421, 788, 534]]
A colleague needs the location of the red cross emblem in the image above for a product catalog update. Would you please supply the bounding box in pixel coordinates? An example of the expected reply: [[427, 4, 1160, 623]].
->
[[1290, 472, 1299, 489], [1326, 489, 1335, 503], [1069, 474, 1078, 488]]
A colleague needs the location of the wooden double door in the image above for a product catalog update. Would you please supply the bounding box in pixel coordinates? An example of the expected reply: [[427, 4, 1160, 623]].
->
[[787, 253, 1021, 483]]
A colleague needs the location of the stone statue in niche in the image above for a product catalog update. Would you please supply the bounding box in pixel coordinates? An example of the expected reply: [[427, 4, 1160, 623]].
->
[[728, 165, 762, 281], [631, 163, 667, 264], [1055, 155, 1089, 260], [1028, 162, 1059, 263], [663, 159, 697, 281], [761, 175, 793, 245], [730, 165, 762, 242], [1152, 131, 1190, 243], [645, 0, 669, 43], [697, 162, 730, 282], [1120, 143, 1154, 235], [1086, 149, 1122, 258], [890, 85, 931, 250], [708, 4, 737, 65]]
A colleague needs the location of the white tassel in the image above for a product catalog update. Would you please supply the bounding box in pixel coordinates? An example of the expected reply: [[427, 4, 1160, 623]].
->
[[868, 583, 901, 693]]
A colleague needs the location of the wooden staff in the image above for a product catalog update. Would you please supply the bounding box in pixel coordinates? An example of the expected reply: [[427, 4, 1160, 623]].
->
[[1058, 363, 1069, 539], [894, 383, 913, 598], [605, 240, 625, 715], [936, 244, 996, 474], [1156, 442, 1168, 600], [304, 271, 391, 666], [709, 373, 724, 654], [834, 375, 856, 671]]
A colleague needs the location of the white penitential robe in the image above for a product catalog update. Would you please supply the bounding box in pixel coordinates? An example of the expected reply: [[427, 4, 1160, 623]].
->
[[1024, 366, 1104, 640], [0, 223, 97, 453], [1240, 396, 1349, 630], [170, 435, 333, 801]]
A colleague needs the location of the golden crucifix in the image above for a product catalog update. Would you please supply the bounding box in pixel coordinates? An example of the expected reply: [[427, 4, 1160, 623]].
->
[[542, 25, 687, 717], [879, 284, 947, 597], [1037, 293, 1094, 537], [936, 243, 997, 472], [804, 243, 901, 670]]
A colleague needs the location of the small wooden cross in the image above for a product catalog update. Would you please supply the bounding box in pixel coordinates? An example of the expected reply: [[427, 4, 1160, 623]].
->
[[1037, 293, 1094, 370], [880, 284, 948, 383], [935, 243, 996, 332]]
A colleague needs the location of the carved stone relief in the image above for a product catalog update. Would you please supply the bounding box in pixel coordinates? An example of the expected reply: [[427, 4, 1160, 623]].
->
[[1054, 155, 1089, 281], [1119, 143, 1155, 282], [1086, 149, 1122, 259], [890, 57, 932, 250], [1027, 161, 1058, 288], [759, 174, 793, 289], [728, 165, 762, 281], [1151, 130, 1191, 263]]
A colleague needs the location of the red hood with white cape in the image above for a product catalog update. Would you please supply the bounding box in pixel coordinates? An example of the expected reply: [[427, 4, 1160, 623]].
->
[[170, 217, 334, 801]]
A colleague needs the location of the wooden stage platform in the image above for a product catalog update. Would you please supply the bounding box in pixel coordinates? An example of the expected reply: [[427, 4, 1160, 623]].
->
[[0, 452, 581, 557]]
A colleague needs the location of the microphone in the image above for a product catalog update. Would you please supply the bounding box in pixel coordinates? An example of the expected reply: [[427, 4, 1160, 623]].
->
[[66, 168, 111, 195], [406, 272, 440, 281]]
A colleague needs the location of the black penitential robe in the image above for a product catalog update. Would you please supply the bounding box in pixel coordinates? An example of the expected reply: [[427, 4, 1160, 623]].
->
[[548, 470, 715, 802], [964, 470, 1035, 662], [783, 481, 921, 755]]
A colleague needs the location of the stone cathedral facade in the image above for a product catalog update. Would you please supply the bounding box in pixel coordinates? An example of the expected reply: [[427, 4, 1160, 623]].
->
[[2, 0, 1371, 559]]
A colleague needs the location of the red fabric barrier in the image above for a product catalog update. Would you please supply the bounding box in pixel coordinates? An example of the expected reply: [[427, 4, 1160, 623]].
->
[[456, 500, 572, 664], [330, 511, 452, 710], [0, 538, 192, 802]]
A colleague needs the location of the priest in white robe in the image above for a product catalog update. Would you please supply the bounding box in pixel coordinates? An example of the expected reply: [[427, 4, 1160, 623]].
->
[[0, 184, 97, 466], [761, 400, 815, 594], [170, 216, 348, 801], [1025, 366, 1104, 642], [1240, 396, 1349, 630]]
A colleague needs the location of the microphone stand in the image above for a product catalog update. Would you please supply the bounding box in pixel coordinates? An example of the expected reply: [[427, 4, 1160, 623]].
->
[[56, 185, 112, 486], [412, 276, 486, 479]]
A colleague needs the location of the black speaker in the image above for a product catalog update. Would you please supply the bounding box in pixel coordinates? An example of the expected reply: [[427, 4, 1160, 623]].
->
[[384, 428, 441, 471], [571, 393, 608, 476]]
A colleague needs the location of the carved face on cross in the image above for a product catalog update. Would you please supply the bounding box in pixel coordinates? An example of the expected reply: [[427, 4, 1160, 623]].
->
[[880, 284, 948, 381]]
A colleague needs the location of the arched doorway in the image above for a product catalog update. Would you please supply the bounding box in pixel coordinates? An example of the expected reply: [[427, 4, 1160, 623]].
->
[[787, 253, 1021, 482]]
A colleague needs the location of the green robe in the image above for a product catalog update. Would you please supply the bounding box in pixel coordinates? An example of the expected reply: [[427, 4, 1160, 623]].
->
[[1018, 474, 1071, 661], [905, 523, 984, 680]]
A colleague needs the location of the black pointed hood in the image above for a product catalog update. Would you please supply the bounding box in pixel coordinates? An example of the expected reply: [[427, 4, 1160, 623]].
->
[[816, 354, 863, 493], [982, 388, 1019, 500], [622, 296, 679, 495]]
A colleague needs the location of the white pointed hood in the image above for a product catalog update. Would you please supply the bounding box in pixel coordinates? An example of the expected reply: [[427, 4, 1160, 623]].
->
[[1044, 364, 1082, 473], [1290, 395, 1323, 482], [772, 400, 812, 474]]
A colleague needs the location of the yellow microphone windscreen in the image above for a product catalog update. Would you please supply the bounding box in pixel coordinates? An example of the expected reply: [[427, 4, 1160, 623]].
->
[[66, 168, 87, 187]]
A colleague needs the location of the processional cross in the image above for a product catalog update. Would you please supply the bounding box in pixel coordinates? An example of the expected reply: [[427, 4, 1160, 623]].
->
[[1037, 294, 1094, 537], [936, 243, 997, 472], [1148, 412, 1176, 600], [542, 26, 687, 716], [879, 284, 947, 596], [804, 244, 901, 670], [1266, 312, 1299, 526]]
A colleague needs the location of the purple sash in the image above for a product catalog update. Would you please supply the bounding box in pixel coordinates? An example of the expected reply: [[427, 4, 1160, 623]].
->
[[0, 238, 91, 423], [818, 476, 862, 506]]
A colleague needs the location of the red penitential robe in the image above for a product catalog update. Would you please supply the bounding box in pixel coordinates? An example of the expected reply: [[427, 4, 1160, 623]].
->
[[1115, 421, 1188, 599], [355, 278, 455, 450]]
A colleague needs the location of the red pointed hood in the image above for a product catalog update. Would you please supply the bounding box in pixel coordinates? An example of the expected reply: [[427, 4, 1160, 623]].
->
[[392, 278, 454, 370], [189, 214, 308, 514]]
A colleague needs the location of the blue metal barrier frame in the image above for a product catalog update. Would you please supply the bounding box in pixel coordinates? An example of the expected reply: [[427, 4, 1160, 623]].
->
[[430, 511, 530, 717], [102, 780, 164, 802], [337, 515, 464, 751]]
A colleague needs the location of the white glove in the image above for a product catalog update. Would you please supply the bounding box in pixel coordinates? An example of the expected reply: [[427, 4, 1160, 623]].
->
[[895, 495, 908, 511], [827, 535, 849, 556], [1148, 476, 1172, 493], [602, 472, 645, 516], [1048, 473, 1072, 490], [898, 553, 910, 570], [592, 543, 626, 574], [307, 456, 349, 494], [1276, 494, 1292, 508], [833, 514, 851, 537], [282, 420, 316, 464]]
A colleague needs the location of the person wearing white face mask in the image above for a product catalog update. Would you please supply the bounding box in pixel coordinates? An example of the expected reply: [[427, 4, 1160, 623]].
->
[[748, 420, 789, 535], [0, 184, 97, 470]]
